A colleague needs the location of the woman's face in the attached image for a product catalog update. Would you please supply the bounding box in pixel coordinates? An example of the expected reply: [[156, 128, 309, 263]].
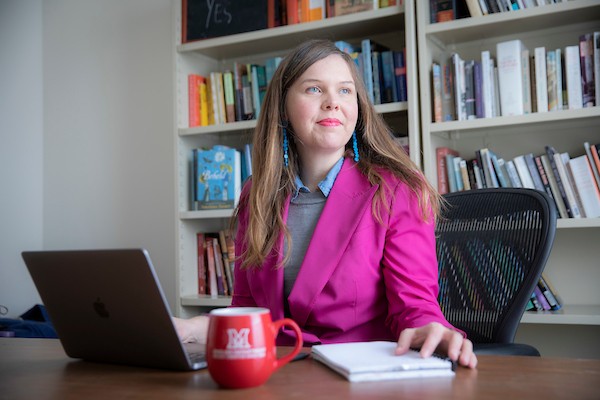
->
[[285, 54, 359, 163]]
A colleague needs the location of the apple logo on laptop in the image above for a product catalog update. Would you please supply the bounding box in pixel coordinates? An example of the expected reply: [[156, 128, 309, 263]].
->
[[93, 298, 110, 318]]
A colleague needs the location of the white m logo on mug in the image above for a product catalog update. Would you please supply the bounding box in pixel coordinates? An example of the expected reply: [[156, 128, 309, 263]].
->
[[226, 328, 251, 349]]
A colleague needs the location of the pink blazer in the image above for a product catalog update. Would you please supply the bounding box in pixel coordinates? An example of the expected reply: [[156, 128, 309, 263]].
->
[[232, 158, 456, 345]]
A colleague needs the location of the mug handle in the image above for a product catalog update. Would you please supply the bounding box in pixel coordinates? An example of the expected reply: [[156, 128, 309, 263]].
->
[[271, 318, 303, 370]]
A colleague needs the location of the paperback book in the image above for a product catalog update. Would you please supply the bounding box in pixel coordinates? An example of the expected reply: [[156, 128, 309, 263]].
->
[[195, 145, 241, 210]]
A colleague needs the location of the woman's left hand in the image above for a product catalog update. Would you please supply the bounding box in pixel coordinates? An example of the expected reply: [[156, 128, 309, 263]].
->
[[395, 322, 478, 368]]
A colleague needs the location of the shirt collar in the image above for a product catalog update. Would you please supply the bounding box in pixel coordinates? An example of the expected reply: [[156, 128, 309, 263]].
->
[[292, 157, 344, 199]]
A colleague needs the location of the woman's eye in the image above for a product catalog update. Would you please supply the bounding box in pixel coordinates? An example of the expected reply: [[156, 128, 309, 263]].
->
[[340, 88, 352, 95], [306, 86, 321, 93]]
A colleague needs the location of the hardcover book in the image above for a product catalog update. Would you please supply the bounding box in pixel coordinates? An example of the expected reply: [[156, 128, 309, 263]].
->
[[594, 32, 600, 108], [534, 47, 548, 113], [579, 33, 596, 107], [546, 49, 558, 111], [565, 46, 583, 110], [188, 74, 203, 127], [473, 60, 484, 118], [393, 50, 408, 102], [218, 230, 234, 294], [381, 51, 398, 103], [430, 0, 455, 23], [541, 154, 569, 219], [432, 62, 443, 122], [195, 145, 241, 210], [464, 60, 476, 119], [205, 238, 219, 296], [436, 147, 459, 194], [505, 160, 522, 188], [372, 51, 383, 105], [333, 0, 378, 17], [222, 71, 236, 123], [584, 141, 600, 190], [524, 153, 546, 193], [196, 232, 207, 295], [465, 0, 483, 17], [446, 153, 459, 193], [553, 151, 583, 218], [441, 61, 455, 120], [496, 39, 529, 116], [480, 148, 499, 188], [361, 39, 389, 104], [567, 155, 600, 218], [555, 49, 564, 110], [300, 0, 325, 22], [250, 64, 267, 118], [513, 155, 535, 189], [210, 237, 227, 295], [545, 146, 576, 218], [451, 52, 467, 120]]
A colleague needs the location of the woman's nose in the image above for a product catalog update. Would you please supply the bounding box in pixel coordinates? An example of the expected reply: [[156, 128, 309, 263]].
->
[[323, 95, 340, 110]]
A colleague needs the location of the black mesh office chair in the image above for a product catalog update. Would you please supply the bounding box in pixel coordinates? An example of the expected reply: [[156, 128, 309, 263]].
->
[[436, 188, 557, 356]]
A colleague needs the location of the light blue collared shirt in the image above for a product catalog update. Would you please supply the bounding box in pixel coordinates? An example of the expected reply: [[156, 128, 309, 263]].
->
[[292, 157, 344, 200]]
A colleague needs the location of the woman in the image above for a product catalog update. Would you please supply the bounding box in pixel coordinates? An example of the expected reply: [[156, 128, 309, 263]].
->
[[175, 39, 477, 368]]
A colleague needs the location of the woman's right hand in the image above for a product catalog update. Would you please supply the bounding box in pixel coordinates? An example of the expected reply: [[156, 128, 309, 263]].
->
[[172, 315, 209, 344]]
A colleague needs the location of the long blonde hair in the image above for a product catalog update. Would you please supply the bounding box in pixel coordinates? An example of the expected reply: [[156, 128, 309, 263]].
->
[[233, 39, 440, 269]]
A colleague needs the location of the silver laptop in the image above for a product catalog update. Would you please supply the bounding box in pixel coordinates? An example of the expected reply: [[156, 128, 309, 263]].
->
[[22, 248, 206, 371]]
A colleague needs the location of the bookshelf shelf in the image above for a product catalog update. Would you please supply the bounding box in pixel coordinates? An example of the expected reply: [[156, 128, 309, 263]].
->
[[425, 0, 600, 45], [557, 218, 600, 229], [180, 210, 234, 220], [173, 1, 419, 319], [181, 295, 233, 308], [178, 102, 408, 137], [522, 305, 600, 326], [179, 120, 256, 137], [177, 5, 404, 59], [429, 107, 600, 137]]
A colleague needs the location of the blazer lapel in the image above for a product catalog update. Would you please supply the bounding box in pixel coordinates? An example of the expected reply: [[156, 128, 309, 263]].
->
[[288, 159, 378, 326]]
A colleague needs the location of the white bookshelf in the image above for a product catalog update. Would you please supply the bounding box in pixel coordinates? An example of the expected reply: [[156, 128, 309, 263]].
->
[[416, 0, 600, 356], [522, 305, 600, 326], [173, 1, 420, 317]]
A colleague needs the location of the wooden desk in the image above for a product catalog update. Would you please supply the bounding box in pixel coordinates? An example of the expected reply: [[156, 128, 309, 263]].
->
[[1, 338, 598, 399]]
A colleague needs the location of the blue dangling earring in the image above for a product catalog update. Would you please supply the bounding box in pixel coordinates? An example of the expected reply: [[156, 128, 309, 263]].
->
[[282, 127, 289, 167], [352, 131, 359, 162]]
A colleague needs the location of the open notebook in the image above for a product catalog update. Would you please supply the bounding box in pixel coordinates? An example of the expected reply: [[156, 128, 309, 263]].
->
[[311, 341, 455, 382], [22, 248, 206, 371]]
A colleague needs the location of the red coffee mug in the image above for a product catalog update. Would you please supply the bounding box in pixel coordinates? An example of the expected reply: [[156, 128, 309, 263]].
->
[[206, 307, 303, 389]]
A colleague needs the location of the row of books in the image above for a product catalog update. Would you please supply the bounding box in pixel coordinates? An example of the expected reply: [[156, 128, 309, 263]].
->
[[190, 145, 251, 211], [285, 0, 399, 25], [432, 32, 600, 123], [196, 230, 235, 296], [188, 39, 408, 128], [528, 274, 562, 312], [335, 40, 408, 106], [436, 142, 600, 218], [188, 59, 282, 127], [430, 0, 568, 24]]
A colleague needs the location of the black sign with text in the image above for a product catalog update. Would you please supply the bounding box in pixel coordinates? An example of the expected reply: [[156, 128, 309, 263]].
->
[[183, 0, 270, 42]]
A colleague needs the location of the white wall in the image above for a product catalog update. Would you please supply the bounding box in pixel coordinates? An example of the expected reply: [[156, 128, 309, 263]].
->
[[0, 0, 44, 318], [0, 0, 176, 317]]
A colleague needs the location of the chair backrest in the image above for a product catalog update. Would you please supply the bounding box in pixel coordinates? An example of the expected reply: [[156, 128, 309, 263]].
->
[[436, 188, 556, 344]]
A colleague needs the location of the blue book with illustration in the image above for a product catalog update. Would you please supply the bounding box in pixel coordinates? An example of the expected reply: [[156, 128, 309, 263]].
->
[[195, 145, 241, 210]]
